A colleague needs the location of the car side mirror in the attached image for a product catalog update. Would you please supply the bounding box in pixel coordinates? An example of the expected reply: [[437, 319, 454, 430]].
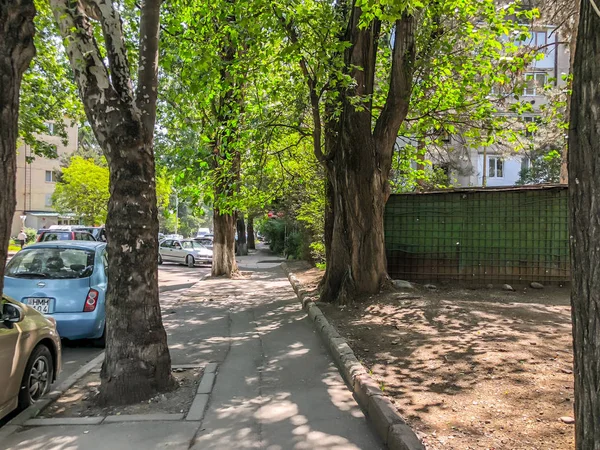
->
[[2, 303, 24, 327]]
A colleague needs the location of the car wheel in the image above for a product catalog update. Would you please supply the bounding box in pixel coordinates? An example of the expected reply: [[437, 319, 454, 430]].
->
[[92, 326, 106, 348], [186, 255, 195, 268], [18, 345, 53, 409], [158, 253, 163, 265]]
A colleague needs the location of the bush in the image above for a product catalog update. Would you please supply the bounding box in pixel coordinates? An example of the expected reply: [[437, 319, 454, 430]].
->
[[309, 241, 325, 264], [260, 219, 286, 254], [285, 231, 303, 259], [24, 228, 37, 243]]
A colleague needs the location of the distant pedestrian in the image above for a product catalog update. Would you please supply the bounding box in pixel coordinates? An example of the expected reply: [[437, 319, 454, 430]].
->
[[17, 229, 27, 249]]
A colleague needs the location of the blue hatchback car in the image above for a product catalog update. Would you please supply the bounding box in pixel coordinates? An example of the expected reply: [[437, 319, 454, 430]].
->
[[4, 241, 107, 347]]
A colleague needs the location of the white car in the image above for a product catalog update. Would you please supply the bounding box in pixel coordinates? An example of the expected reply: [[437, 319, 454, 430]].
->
[[196, 228, 211, 238], [158, 239, 212, 267]]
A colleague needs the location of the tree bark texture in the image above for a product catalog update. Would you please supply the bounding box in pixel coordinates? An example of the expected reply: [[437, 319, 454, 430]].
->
[[568, 0, 600, 447], [0, 0, 36, 298], [247, 215, 255, 250], [50, 0, 174, 405], [209, 21, 241, 276], [212, 210, 238, 276], [319, 12, 416, 304], [236, 213, 248, 256]]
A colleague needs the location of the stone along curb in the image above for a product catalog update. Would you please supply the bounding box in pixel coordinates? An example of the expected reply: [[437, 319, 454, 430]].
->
[[281, 263, 424, 450], [0, 352, 106, 441], [185, 362, 218, 421]]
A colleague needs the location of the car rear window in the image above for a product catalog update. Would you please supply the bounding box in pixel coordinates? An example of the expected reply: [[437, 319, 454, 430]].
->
[[74, 232, 95, 241], [6, 248, 95, 279], [40, 232, 72, 241]]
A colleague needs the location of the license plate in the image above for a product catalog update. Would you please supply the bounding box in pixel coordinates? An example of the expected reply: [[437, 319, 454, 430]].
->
[[27, 298, 50, 314]]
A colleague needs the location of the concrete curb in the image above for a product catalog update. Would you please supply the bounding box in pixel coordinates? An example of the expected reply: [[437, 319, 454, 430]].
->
[[1, 361, 218, 432], [185, 362, 218, 422], [281, 263, 424, 450], [0, 352, 105, 441]]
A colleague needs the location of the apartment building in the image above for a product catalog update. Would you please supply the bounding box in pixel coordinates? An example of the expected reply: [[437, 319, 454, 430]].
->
[[448, 25, 571, 187], [444, 23, 572, 188], [11, 122, 79, 236]]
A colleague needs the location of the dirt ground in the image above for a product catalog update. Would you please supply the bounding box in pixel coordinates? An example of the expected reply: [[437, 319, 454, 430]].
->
[[40, 367, 202, 418], [290, 264, 575, 450]]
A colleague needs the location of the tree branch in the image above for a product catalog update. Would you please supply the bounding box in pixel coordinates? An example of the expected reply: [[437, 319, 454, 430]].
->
[[136, 0, 162, 134], [272, 6, 327, 164], [89, 0, 134, 105], [50, 0, 117, 144], [345, 7, 380, 100], [374, 14, 416, 159]]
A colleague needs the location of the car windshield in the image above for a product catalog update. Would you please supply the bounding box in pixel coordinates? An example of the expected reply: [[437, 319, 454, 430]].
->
[[6, 248, 95, 279], [182, 241, 206, 250]]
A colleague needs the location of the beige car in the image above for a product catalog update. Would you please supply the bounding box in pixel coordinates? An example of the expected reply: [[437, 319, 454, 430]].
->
[[0, 295, 61, 421]]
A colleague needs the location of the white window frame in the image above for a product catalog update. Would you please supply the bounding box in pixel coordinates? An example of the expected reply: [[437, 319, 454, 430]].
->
[[45, 122, 56, 135], [44, 193, 53, 207], [523, 115, 543, 138], [488, 157, 504, 178], [45, 170, 56, 183], [532, 31, 547, 48], [523, 73, 547, 96]]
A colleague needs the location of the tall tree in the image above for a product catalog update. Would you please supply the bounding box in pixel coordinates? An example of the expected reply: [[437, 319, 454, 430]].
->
[[276, 3, 416, 303], [278, 0, 535, 304], [50, 0, 175, 404], [0, 0, 36, 298], [322, 9, 415, 304], [568, 0, 600, 446], [159, 0, 284, 276]]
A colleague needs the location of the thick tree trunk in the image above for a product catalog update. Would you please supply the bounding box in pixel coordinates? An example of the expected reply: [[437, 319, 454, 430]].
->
[[236, 213, 248, 256], [247, 215, 255, 250], [0, 0, 35, 297], [212, 210, 237, 276], [323, 177, 334, 267], [100, 141, 174, 405], [50, 0, 174, 405], [319, 12, 415, 304], [568, 0, 600, 446], [320, 135, 390, 305]]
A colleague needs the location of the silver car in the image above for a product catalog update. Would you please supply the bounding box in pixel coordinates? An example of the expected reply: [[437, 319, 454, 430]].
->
[[158, 239, 212, 268]]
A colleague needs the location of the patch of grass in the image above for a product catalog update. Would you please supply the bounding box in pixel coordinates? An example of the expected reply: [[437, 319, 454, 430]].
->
[[315, 262, 326, 271], [8, 245, 21, 252]]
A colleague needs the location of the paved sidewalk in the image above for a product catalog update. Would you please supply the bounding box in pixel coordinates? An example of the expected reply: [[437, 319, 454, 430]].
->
[[2, 249, 381, 450]]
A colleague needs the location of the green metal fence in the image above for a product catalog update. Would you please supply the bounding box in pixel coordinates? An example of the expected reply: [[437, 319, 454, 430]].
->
[[384, 185, 570, 285]]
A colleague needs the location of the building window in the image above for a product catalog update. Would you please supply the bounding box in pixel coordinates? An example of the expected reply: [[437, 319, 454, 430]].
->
[[523, 116, 540, 138], [45, 194, 53, 207], [488, 157, 504, 178], [534, 31, 547, 48], [45, 122, 56, 135], [45, 170, 56, 182], [524, 73, 547, 96], [521, 157, 531, 171]]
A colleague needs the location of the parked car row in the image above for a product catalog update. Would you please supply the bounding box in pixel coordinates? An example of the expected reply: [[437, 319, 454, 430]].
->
[[0, 236, 103, 421], [36, 225, 106, 243], [159, 239, 212, 267], [1, 230, 213, 422]]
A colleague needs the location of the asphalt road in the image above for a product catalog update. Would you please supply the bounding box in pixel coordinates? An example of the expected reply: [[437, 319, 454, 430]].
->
[[0, 262, 209, 427]]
